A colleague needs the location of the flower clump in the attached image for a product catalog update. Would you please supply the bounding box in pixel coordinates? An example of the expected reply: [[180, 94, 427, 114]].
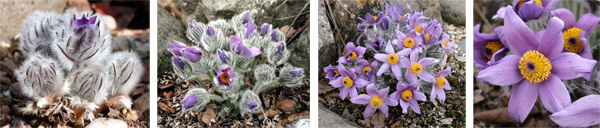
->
[[476, 1, 599, 126], [324, 3, 456, 119], [15, 9, 144, 125], [169, 11, 304, 116]]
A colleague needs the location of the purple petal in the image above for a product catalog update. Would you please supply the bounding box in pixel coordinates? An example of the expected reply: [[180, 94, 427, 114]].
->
[[181, 94, 198, 110], [503, 6, 538, 55], [517, 2, 544, 21], [413, 91, 426, 101], [538, 75, 571, 113], [406, 71, 417, 84], [410, 51, 418, 63], [436, 88, 446, 103], [350, 94, 371, 104], [339, 87, 349, 100], [377, 87, 389, 97], [182, 47, 203, 63], [418, 58, 435, 67], [242, 11, 250, 24], [439, 66, 451, 77], [329, 77, 343, 88], [374, 54, 388, 62], [400, 100, 409, 113], [384, 41, 395, 54], [409, 100, 421, 114], [354, 78, 369, 88], [355, 46, 367, 57], [261, 24, 270, 35], [537, 17, 564, 59], [173, 57, 185, 70], [417, 71, 435, 83], [206, 26, 215, 37], [366, 84, 378, 96], [242, 47, 262, 57], [550, 8, 576, 30], [376, 63, 390, 76], [550, 95, 600, 127], [383, 97, 398, 106], [380, 105, 389, 117], [364, 105, 376, 118], [217, 49, 229, 63], [576, 13, 600, 33], [245, 21, 255, 38], [430, 87, 437, 102], [391, 64, 403, 81], [551, 53, 597, 80], [508, 81, 539, 123], [444, 81, 451, 90], [348, 87, 358, 98], [477, 55, 523, 86]]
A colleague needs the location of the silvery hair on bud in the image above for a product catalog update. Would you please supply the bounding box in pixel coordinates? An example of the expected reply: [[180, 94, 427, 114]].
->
[[14, 54, 65, 101], [19, 11, 64, 57]]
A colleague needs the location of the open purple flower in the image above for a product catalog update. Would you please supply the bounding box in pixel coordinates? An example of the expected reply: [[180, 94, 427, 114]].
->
[[72, 15, 97, 34], [215, 65, 235, 88], [173, 56, 185, 70], [385, 2, 405, 24], [550, 95, 600, 127], [217, 49, 229, 63], [168, 41, 187, 56], [421, 19, 443, 46], [439, 33, 455, 51], [181, 47, 202, 63], [358, 12, 385, 31], [474, 24, 508, 69], [246, 99, 258, 111], [496, 0, 556, 22], [329, 65, 369, 100], [338, 42, 366, 64], [323, 64, 340, 80], [374, 42, 411, 81], [353, 59, 379, 83], [394, 29, 423, 54], [406, 11, 426, 34], [551, 8, 599, 80], [390, 82, 426, 114], [477, 7, 597, 123], [368, 36, 385, 51], [181, 94, 197, 110], [402, 52, 436, 83], [230, 36, 262, 57], [431, 66, 451, 103], [350, 84, 397, 118]]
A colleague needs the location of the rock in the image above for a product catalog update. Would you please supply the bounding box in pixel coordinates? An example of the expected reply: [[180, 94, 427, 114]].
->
[[157, 5, 187, 74], [276, 99, 297, 113], [66, 0, 91, 11], [318, 103, 360, 127], [317, 0, 336, 75], [85, 118, 128, 128], [103, 15, 118, 30], [133, 93, 149, 112], [288, 27, 310, 78], [0, 0, 67, 39], [440, 0, 466, 26]]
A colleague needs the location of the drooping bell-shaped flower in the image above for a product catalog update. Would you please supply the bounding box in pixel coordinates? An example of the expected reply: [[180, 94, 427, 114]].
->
[[181, 46, 203, 63]]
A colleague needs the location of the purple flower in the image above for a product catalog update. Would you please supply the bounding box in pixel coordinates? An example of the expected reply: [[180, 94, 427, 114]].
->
[[378, 16, 390, 30], [350, 84, 397, 118], [323, 65, 340, 80], [241, 11, 250, 24], [390, 82, 426, 114], [358, 12, 385, 31], [402, 52, 436, 83], [368, 37, 384, 51], [394, 29, 423, 54], [181, 94, 197, 110], [439, 33, 455, 51], [374, 42, 411, 81], [385, 2, 405, 24], [406, 11, 426, 34], [477, 7, 597, 123], [173, 56, 185, 70], [206, 26, 215, 37], [181, 47, 202, 63], [215, 65, 235, 88], [421, 19, 443, 46], [551, 8, 599, 80], [275, 42, 285, 54], [217, 49, 229, 63], [169, 41, 187, 56], [291, 69, 303, 77], [353, 59, 379, 83], [261, 24, 270, 36], [474, 24, 508, 69], [329, 65, 369, 100], [230, 36, 262, 57], [246, 99, 258, 111], [431, 66, 451, 103], [496, 0, 556, 22], [550, 95, 600, 127], [337, 42, 366, 64], [271, 31, 281, 42], [72, 15, 97, 34], [245, 21, 255, 38], [188, 20, 197, 29]]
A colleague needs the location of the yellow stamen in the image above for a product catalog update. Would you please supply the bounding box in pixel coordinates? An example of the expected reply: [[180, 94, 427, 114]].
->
[[342, 76, 354, 88], [404, 38, 415, 48], [347, 52, 358, 61], [362, 66, 372, 76], [416, 25, 423, 33], [370, 95, 383, 109], [399, 15, 403, 20], [373, 16, 378, 21], [563, 27, 584, 53], [484, 41, 504, 60], [401, 90, 413, 101], [409, 63, 423, 74], [334, 69, 339, 76], [436, 76, 446, 88], [518, 0, 543, 9], [426, 34, 432, 42], [219, 71, 230, 84], [387, 53, 399, 65], [518, 50, 552, 84], [443, 42, 449, 47]]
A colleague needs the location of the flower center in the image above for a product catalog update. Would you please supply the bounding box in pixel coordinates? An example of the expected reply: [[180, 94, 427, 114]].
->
[[436, 76, 446, 88], [398, 15, 403, 20], [484, 41, 504, 60], [219, 71, 230, 85], [426, 34, 432, 42], [362, 66, 372, 76], [373, 16, 378, 21], [518, 0, 543, 9], [416, 25, 423, 33], [443, 41, 449, 47], [347, 52, 358, 60], [518, 50, 552, 84], [401, 90, 413, 101], [387, 53, 399, 65], [334, 69, 339, 76], [370, 95, 383, 109], [404, 38, 415, 48], [563, 27, 584, 53], [342, 76, 354, 88], [409, 62, 423, 74]]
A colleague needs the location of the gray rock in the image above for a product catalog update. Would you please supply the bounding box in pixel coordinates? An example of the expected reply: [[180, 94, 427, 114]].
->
[[158, 5, 187, 74], [85, 118, 128, 128], [440, 0, 466, 26], [0, 0, 67, 39], [289, 27, 310, 79], [393, 0, 443, 24], [318, 103, 360, 128], [318, 0, 336, 75]]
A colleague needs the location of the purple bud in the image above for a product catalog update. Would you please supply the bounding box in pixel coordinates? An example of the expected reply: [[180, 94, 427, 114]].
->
[[168, 41, 187, 56], [261, 24, 270, 35], [188, 20, 196, 29], [217, 49, 229, 63], [369, 37, 384, 51], [182, 47, 202, 63], [173, 57, 185, 70], [275, 42, 285, 54], [246, 99, 257, 111], [291, 69, 303, 77], [181, 94, 198, 110], [206, 26, 215, 37], [242, 11, 250, 24], [271, 31, 279, 42], [245, 21, 255, 38], [72, 15, 97, 34]]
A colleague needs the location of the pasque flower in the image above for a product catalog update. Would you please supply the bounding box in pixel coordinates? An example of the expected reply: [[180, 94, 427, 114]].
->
[[215, 65, 236, 88], [390, 82, 426, 114], [394, 29, 423, 54], [358, 12, 385, 31], [72, 15, 97, 34], [374, 42, 411, 81], [323, 65, 340, 80], [431, 66, 452, 103], [474, 24, 508, 69], [350, 84, 398, 118], [329, 65, 369, 100], [230, 36, 262, 57], [172, 56, 185, 70], [245, 99, 258, 111], [496, 0, 556, 22], [338, 42, 367, 64], [353, 59, 379, 83], [181, 94, 197, 110], [385, 2, 405, 24], [368, 37, 385, 51], [477, 7, 597, 123], [421, 19, 443, 47], [168, 41, 187, 56], [439, 33, 455, 51], [550, 95, 600, 127], [406, 11, 426, 34], [402, 52, 436, 83], [181, 47, 202, 63]]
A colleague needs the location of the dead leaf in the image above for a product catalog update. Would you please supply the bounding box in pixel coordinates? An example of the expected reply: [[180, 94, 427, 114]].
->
[[132, 87, 145, 96], [473, 93, 484, 104], [276, 99, 297, 113], [245, 76, 254, 87], [158, 102, 175, 113], [280, 25, 297, 39], [133, 93, 149, 112], [368, 112, 386, 128], [163, 91, 173, 99], [202, 108, 216, 126], [158, 83, 174, 89], [318, 81, 335, 94], [391, 119, 403, 127], [439, 118, 453, 125], [125, 110, 140, 121], [474, 107, 518, 124], [259, 106, 280, 120]]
